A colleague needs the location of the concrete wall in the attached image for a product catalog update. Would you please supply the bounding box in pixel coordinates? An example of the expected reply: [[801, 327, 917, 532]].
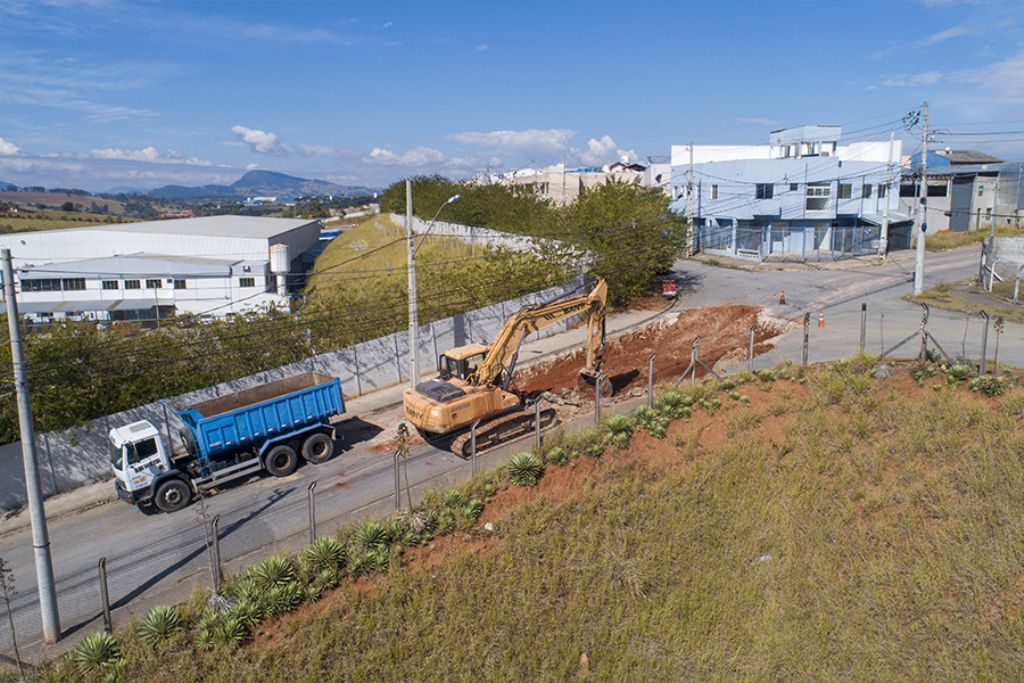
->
[[0, 275, 586, 510]]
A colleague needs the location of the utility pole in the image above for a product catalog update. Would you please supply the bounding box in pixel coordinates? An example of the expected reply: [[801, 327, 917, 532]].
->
[[405, 180, 420, 387], [687, 142, 695, 256], [880, 130, 895, 260], [1, 249, 60, 643], [913, 101, 928, 295], [990, 174, 999, 238]]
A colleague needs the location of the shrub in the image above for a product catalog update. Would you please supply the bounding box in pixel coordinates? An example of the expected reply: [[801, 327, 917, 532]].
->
[[462, 498, 484, 522], [656, 389, 691, 419], [353, 521, 388, 550], [603, 413, 634, 449], [970, 374, 1010, 397], [301, 536, 347, 576], [71, 631, 122, 674], [443, 489, 467, 509], [633, 406, 668, 439], [246, 554, 297, 589], [544, 446, 569, 466], [137, 604, 183, 646], [567, 428, 606, 458], [507, 452, 544, 486]]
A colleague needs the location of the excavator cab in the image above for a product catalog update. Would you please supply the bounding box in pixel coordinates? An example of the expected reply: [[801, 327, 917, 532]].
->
[[438, 343, 489, 383]]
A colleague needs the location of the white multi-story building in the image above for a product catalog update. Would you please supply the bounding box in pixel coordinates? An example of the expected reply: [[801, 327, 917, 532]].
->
[[0, 215, 321, 321]]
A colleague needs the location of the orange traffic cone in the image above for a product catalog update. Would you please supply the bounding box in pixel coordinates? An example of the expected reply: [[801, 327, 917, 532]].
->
[[818, 311, 825, 328]]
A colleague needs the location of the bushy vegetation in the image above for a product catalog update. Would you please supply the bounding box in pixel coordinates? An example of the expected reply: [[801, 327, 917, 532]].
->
[[380, 175, 688, 306]]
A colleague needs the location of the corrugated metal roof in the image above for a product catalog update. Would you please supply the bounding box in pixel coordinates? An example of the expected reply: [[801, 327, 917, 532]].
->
[[19, 253, 237, 278], [861, 212, 913, 226], [92, 215, 318, 239]]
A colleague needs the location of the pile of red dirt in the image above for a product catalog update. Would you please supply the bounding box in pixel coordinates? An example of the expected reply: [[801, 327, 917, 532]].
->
[[517, 304, 784, 399]]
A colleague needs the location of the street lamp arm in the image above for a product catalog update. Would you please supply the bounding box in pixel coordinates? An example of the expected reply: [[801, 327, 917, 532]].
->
[[413, 194, 460, 257]]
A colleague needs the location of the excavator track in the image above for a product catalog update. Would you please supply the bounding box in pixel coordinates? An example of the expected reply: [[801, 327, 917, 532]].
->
[[450, 407, 558, 458]]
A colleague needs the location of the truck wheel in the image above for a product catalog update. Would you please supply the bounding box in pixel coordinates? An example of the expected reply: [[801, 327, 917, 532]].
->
[[153, 479, 192, 513], [265, 444, 299, 477], [301, 433, 334, 464]]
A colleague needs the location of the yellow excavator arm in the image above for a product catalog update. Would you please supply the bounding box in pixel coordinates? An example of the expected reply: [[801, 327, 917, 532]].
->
[[473, 277, 607, 387]]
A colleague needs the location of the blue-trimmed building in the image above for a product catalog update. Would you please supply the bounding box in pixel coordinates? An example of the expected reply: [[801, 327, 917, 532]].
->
[[670, 125, 913, 261]]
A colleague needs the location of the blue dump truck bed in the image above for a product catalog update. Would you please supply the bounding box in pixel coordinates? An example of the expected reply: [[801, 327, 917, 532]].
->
[[177, 372, 344, 458]]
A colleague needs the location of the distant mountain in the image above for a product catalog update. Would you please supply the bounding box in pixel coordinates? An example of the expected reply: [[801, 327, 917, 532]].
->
[[148, 171, 375, 202], [0, 181, 15, 191]]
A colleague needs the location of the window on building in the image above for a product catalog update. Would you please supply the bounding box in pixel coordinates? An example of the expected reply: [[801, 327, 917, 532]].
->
[[102, 280, 118, 290], [878, 184, 888, 198], [239, 277, 256, 288], [900, 183, 917, 197], [863, 184, 872, 198], [837, 183, 852, 199], [22, 278, 61, 292], [711, 184, 718, 200], [806, 182, 831, 211], [927, 184, 948, 197], [124, 279, 141, 290], [790, 183, 799, 191], [146, 279, 161, 289], [173, 279, 187, 290], [978, 186, 984, 197], [755, 183, 774, 199], [61, 278, 86, 291]]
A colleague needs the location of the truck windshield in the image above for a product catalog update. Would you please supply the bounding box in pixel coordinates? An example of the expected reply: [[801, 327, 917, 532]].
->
[[127, 438, 158, 466]]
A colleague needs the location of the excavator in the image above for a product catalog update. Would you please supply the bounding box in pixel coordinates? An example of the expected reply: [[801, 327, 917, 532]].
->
[[403, 278, 607, 457]]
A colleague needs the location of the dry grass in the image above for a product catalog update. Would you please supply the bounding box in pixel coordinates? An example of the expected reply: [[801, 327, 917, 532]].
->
[[27, 360, 1024, 682], [925, 225, 1023, 252]]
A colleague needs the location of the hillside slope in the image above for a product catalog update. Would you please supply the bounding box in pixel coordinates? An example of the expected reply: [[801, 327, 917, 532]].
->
[[44, 360, 1024, 681]]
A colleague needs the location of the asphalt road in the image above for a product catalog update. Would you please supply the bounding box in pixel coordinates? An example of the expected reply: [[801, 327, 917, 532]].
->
[[2, 243, 1016, 665]]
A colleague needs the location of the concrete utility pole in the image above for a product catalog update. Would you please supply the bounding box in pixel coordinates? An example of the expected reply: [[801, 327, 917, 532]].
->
[[914, 101, 929, 295], [990, 175, 999, 238], [687, 142, 695, 256], [880, 130, 895, 259], [1, 249, 60, 643], [405, 179, 420, 388]]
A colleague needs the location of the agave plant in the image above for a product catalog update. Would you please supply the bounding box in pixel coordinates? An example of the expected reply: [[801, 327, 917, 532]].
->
[[353, 521, 388, 550], [246, 554, 297, 589], [544, 446, 569, 466], [301, 536, 346, 576], [507, 452, 544, 487], [195, 609, 220, 651], [137, 604, 184, 646], [71, 631, 122, 674], [633, 406, 668, 439], [442, 489, 467, 509], [215, 614, 250, 648], [655, 390, 690, 419], [462, 498, 485, 521], [602, 414, 634, 449], [348, 545, 391, 576], [265, 581, 306, 615]]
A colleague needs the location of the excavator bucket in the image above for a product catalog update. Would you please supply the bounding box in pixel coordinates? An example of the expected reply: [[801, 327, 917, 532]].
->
[[577, 369, 612, 397]]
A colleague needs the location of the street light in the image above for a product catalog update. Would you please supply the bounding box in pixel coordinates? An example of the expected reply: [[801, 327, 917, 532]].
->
[[413, 193, 460, 256], [406, 182, 460, 386]]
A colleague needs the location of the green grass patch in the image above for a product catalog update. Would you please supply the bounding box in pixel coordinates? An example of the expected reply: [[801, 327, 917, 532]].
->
[[302, 215, 571, 348], [925, 225, 1023, 252], [0, 210, 136, 231]]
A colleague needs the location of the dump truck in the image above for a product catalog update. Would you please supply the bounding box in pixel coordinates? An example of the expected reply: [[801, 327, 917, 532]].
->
[[110, 372, 343, 513], [403, 278, 607, 457]]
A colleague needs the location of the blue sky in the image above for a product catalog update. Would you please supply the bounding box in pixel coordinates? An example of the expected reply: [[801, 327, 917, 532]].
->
[[1, 0, 1023, 192]]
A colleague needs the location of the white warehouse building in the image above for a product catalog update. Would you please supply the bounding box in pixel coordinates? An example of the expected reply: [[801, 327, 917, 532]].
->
[[0, 215, 322, 322]]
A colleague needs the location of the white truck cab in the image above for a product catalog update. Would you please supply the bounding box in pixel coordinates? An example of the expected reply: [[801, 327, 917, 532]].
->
[[109, 420, 173, 507]]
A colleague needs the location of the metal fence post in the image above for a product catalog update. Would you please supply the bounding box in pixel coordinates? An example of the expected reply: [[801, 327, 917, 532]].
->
[[307, 481, 317, 543], [979, 311, 989, 375], [594, 374, 603, 425], [647, 353, 657, 409], [470, 420, 480, 477], [859, 303, 867, 353], [690, 338, 700, 386], [802, 313, 810, 367], [747, 326, 755, 373], [210, 515, 222, 595], [98, 557, 112, 632], [918, 305, 929, 361], [533, 400, 542, 453], [393, 451, 401, 511]]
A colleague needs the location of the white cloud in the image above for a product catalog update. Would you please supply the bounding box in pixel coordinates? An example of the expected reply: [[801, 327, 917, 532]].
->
[[246, 163, 260, 170], [0, 137, 23, 155], [953, 51, 1024, 104], [87, 146, 212, 165], [915, 24, 976, 48], [452, 128, 575, 151], [882, 70, 943, 87], [231, 125, 286, 155], [476, 43, 489, 51], [382, 21, 393, 29], [364, 146, 447, 166], [575, 135, 635, 165]]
